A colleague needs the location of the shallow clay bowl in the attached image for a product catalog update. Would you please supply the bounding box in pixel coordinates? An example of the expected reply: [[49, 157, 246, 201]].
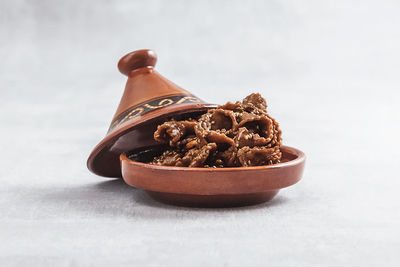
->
[[120, 145, 305, 207]]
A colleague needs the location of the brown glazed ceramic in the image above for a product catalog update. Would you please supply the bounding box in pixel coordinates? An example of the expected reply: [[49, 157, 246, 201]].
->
[[88, 48, 306, 207], [121, 146, 305, 207], [87, 49, 216, 177]]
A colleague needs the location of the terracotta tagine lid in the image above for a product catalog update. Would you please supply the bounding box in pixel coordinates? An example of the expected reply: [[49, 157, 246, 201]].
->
[[87, 49, 216, 177]]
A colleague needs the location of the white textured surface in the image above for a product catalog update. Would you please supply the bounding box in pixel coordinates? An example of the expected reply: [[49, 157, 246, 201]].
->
[[1, 0, 400, 266]]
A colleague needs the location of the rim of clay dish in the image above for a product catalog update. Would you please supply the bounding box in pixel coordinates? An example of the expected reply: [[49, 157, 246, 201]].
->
[[120, 145, 305, 172]]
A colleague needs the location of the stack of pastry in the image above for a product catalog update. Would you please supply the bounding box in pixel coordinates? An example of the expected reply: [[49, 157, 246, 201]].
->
[[152, 93, 282, 167]]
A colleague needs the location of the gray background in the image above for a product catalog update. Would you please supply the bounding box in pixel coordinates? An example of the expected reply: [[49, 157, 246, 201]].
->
[[1, 0, 400, 266]]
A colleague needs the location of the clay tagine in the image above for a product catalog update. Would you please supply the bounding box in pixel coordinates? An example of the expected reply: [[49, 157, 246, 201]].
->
[[87, 49, 305, 207]]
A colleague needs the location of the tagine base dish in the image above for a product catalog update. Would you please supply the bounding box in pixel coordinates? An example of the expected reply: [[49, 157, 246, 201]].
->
[[120, 145, 305, 208]]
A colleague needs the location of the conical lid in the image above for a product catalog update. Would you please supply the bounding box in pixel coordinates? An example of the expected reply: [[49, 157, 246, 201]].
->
[[87, 49, 216, 177]]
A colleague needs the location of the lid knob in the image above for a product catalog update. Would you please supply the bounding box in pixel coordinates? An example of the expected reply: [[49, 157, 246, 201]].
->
[[118, 49, 157, 76]]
